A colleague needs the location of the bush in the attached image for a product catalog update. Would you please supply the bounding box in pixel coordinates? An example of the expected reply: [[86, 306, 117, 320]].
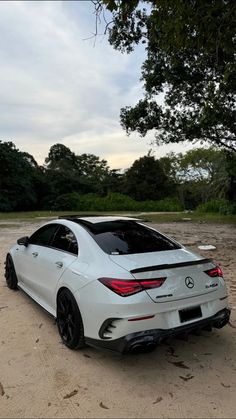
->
[[52, 192, 80, 211], [0, 194, 14, 212], [147, 197, 184, 212], [196, 199, 236, 214], [219, 202, 236, 215], [103, 193, 137, 211], [52, 192, 183, 212]]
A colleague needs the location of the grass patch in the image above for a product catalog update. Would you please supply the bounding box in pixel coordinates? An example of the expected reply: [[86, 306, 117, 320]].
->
[[0, 211, 59, 220], [0, 210, 235, 224], [0, 223, 22, 228], [144, 212, 236, 224]]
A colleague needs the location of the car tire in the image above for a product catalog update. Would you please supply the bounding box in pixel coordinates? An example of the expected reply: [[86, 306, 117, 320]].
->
[[57, 288, 85, 349], [5, 254, 18, 290]]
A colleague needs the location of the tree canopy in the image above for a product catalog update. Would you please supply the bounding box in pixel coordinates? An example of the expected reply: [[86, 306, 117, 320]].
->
[[0, 140, 235, 212], [44, 143, 111, 198], [123, 153, 174, 200], [97, 0, 236, 151], [170, 147, 234, 207], [0, 141, 38, 211]]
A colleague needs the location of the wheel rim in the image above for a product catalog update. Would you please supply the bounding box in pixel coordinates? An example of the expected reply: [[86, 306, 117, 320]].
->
[[57, 294, 76, 344]]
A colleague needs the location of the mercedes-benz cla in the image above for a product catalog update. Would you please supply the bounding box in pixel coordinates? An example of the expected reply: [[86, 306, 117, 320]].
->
[[5, 216, 230, 353]]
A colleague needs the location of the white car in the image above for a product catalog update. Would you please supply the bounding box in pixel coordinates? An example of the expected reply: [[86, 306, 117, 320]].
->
[[5, 216, 230, 353]]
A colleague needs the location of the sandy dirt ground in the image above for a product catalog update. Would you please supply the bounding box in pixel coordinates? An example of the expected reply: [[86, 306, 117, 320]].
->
[[0, 220, 236, 418]]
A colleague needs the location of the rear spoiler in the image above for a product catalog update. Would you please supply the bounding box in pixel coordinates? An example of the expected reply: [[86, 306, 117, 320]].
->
[[130, 258, 213, 274]]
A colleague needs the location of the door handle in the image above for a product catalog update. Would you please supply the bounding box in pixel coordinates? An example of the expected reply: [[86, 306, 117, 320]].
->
[[55, 261, 63, 268], [32, 252, 38, 257]]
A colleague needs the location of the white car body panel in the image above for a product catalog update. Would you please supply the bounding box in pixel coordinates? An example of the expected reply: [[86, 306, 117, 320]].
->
[[110, 250, 224, 302], [109, 248, 200, 271], [7, 216, 230, 352], [73, 268, 228, 340]]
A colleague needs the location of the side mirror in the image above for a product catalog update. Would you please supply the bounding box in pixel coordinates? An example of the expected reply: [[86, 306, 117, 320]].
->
[[17, 236, 29, 247]]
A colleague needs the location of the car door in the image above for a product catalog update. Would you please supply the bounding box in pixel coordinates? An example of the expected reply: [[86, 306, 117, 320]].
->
[[14, 223, 60, 291], [15, 224, 78, 313], [34, 225, 78, 311]]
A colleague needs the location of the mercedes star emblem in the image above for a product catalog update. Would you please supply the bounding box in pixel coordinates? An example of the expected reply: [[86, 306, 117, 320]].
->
[[185, 276, 194, 289]]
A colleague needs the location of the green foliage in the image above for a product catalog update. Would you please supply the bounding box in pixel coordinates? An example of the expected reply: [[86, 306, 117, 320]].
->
[[224, 151, 236, 201], [43, 144, 112, 200], [43, 146, 178, 204], [123, 154, 175, 200], [100, 0, 236, 151], [0, 140, 234, 213], [45, 143, 77, 171], [52, 192, 183, 212], [138, 197, 184, 212], [196, 199, 236, 215], [50, 192, 80, 211], [52, 192, 135, 211], [164, 147, 236, 209], [196, 199, 228, 213], [0, 141, 38, 211], [219, 202, 236, 215], [76, 153, 110, 195], [1, 210, 235, 224]]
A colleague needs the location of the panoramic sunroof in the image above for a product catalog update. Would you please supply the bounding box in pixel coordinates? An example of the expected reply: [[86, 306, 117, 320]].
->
[[70, 219, 137, 235]]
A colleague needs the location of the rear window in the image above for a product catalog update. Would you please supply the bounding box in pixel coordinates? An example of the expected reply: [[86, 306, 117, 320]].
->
[[80, 221, 181, 255]]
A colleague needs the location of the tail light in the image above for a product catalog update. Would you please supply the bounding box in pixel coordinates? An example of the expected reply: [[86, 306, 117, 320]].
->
[[205, 266, 223, 278], [98, 277, 166, 297]]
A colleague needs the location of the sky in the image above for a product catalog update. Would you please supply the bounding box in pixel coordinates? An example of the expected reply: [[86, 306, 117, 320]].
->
[[0, 0, 193, 170]]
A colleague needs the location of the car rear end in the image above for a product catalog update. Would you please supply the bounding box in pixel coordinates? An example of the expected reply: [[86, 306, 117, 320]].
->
[[85, 257, 229, 353], [74, 219, 230, 353]]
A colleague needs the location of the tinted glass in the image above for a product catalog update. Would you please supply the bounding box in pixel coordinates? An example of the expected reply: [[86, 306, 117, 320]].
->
[[29, 224, 59, 246], [51, 226, 78, 255], [83, 221, 180, 255]]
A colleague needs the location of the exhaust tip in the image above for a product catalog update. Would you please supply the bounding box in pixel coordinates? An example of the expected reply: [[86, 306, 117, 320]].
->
[[129, 340, 157, 354]]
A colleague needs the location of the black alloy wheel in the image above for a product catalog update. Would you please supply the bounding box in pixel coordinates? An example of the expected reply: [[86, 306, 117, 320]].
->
[[57, 289, 85, 349], [5, 254, 18, 290]]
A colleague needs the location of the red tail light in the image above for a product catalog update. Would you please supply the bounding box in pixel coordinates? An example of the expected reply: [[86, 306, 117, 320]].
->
[[205, 266, 223, 278], [98, 277, 166, 297]]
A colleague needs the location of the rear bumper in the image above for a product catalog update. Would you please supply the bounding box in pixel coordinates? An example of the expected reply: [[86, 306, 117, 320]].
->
[[85, 308, 231, 354]]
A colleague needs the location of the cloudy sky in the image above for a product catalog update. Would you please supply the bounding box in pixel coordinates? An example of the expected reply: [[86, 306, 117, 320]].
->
[[0, 1, 192, 169]]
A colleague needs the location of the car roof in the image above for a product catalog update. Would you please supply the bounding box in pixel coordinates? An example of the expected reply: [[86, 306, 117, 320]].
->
[[58, 215, 141, 224], [57, 215, 143, 235]]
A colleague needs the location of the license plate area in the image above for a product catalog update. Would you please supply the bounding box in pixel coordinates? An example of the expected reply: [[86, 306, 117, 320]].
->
[[179, 306, 202, 323]]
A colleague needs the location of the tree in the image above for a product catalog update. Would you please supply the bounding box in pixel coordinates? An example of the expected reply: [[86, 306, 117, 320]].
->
[[102, 168, 124, 195], [123, 154, 172, 200], [0, 141, 38, 211], [44, 144, 113, 200], [97, 0, 236, 151], [224, 151, 236, 201], [45, 143, 78, 172], [76, 153, 110, 194], [44, 144, 82, 201], [173, 147, 233, 208], [159, 152, 180, 184]]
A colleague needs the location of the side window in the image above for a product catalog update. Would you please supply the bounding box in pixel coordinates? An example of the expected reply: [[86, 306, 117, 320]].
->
[[29, 224, 59, 246], [51, 226, 78, 255]]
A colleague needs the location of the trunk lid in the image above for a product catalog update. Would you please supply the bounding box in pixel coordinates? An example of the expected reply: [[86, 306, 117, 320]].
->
[[109, 249, 217, 302]]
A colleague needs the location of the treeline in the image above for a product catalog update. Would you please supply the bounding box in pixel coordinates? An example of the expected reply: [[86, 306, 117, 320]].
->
[[0, 141, 235, 213]]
